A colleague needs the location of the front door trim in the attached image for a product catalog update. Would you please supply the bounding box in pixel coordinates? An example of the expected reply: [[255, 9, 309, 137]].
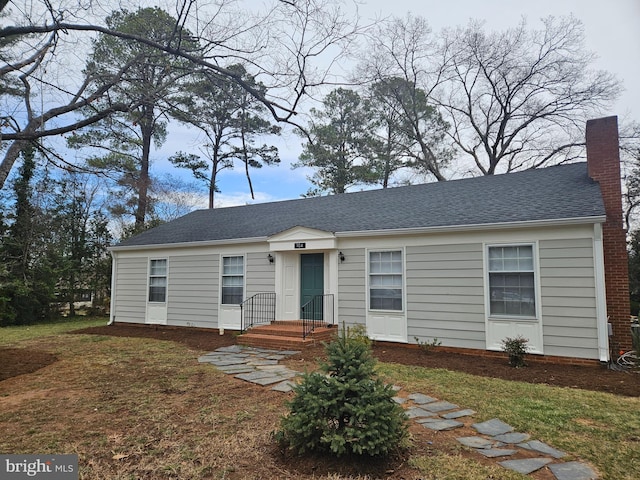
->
[[300, 253, 325, 316]]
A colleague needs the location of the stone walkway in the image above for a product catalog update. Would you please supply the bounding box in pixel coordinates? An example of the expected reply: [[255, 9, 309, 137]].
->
[[198, 345, 598, 480]]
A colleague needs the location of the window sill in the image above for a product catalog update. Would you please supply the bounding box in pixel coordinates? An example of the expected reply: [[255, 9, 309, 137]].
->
[[488, 315, 539, 322]]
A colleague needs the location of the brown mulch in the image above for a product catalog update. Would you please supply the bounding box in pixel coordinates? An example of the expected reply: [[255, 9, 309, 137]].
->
[[1, 323, 638, 397], [0, 348, 58, 382]]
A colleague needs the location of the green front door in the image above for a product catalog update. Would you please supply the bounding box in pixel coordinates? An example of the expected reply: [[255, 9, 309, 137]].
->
[[300, 253, 324, 319]]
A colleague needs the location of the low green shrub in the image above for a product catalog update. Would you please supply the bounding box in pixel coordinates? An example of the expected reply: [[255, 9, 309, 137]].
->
[[501, 335, 529, 368], [414, 336, 441, 354], [275, 323, 408, 457]]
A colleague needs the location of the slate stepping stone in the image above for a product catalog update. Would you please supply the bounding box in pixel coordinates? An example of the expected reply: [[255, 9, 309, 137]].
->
[[215, 365, 255, 374], [499, 458, 553, 474], [247, 359, 279, 366], [208, 358, 251, 366], [253, 348, 283, 354], [244, 375, 289, 386], [255, 365, 292, 372], [476, 448, 517, 458], [548, 462, 598, 480], [392, 396, 407, 404], [235, 370, 277, 382], [424, 401, 459, 412], [216, 345, 246, 353], [406, 407, 438, 419], [518, 440, 566, 459], [418, 418, 463, 431], [457, 436, 495, 449], [414, 415, 443, 424], [407, 393, 437, 404], [442, 409, 476, 419], [391, 385, 402, 392], [492, 432, 531, 444], [271, 380, 297, 393], [472, 418, 514, 436]]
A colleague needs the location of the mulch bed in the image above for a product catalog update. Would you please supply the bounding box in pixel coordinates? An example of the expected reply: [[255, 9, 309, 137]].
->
[[0, 348, 58, 382], [2, 323, 638, 397]]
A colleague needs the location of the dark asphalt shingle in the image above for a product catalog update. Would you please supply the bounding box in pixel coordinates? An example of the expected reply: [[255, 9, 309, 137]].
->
[[115, 162, 605, 248]]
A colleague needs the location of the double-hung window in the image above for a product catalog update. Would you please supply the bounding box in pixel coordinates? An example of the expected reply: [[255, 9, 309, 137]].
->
[[222, 256, 244, 304], [488, 245, 536, 317], [148, 259, 167, 303], [369, 250, 403, 311]]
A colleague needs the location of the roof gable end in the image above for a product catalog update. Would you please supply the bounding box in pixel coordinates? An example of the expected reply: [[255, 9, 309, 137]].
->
[[268, 226, 337, 251]]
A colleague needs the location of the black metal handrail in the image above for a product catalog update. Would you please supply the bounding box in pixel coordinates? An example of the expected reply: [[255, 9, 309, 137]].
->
[[240, 293, 276, 332], [301, 294, 334, 339]]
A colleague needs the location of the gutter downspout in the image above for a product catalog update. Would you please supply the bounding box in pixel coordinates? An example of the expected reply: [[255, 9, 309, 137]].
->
[[593, 223, 610, 362], [107, 250, 117, 325]]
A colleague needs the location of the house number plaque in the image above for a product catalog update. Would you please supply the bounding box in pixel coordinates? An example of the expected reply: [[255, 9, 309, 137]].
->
[[294, 242, 306, 249]]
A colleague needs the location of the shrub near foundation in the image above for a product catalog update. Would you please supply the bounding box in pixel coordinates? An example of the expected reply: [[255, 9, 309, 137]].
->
[[501, 335, 529, 368], [276, 324, 408, 457]]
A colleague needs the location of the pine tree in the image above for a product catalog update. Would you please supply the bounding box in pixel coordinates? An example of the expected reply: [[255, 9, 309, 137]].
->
[[276, 325, 408, 457]]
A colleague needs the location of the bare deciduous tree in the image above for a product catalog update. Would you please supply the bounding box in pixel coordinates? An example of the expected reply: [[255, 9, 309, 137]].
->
[[437, 16, 621, 175], [359, 15, 451, 181], [0, 0, 363, 189]]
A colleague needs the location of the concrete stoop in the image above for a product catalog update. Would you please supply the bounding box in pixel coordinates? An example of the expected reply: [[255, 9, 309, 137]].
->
[[237, 320, 337, 350]]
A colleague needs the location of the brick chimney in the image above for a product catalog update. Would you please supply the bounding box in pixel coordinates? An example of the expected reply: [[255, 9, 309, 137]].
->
[[586, 116, 632, 354]]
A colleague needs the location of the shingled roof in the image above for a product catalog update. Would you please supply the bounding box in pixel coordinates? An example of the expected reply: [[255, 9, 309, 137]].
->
[[114, 162, 605, 248]]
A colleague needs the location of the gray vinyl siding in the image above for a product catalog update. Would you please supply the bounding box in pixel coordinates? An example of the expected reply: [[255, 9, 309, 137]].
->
[[113, 256, 147, 323], [406, 243, 486, 349], [166, 254, 219, 328], [337, 248, 366, 328], [539, 238, 599, 359], [246, 252, 276, 297]]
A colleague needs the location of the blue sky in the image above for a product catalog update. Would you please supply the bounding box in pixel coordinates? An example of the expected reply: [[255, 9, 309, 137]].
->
[[154, 0, 640, 209]]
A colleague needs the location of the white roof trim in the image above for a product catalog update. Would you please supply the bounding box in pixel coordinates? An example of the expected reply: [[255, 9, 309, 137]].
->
[[335, 216, 606, 238], [108, 236, 268, 252]]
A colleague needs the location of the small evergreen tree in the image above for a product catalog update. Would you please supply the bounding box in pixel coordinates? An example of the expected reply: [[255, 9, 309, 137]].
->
[[276, 324, 408, 457]]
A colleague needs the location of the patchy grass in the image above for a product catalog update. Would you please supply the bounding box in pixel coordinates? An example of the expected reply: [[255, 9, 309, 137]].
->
[[1, 333, 290, 479], [410, 452, 528, 480], [0, 316, 107, 345], [377, 363, 640, 480]]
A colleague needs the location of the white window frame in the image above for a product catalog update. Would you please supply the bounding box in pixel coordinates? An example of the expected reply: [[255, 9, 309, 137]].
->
[[221, 255, 245, 305], [148, 258, 168, 303], [486, 243, 539, 320], [367, 249, 405, 312]]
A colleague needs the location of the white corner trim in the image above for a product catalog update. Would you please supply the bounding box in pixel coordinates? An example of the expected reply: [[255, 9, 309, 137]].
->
[[593, 223, 610, 362], [108, 251, 117, 325]]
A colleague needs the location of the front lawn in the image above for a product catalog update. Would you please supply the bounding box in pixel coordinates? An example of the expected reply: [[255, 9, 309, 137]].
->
[[0, 322, 638, 479]]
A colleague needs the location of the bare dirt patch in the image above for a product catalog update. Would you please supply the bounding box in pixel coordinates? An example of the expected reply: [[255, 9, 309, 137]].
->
[[0, 347, 57, 381]]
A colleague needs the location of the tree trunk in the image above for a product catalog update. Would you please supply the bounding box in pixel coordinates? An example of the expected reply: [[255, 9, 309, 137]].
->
[[0, 139, 31, 190], [135, 107, 153, 230]]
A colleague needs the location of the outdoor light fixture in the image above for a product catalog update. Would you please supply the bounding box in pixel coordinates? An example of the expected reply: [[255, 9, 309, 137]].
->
[[268, 254, 274, 264], [339, 251, 345, 263]]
